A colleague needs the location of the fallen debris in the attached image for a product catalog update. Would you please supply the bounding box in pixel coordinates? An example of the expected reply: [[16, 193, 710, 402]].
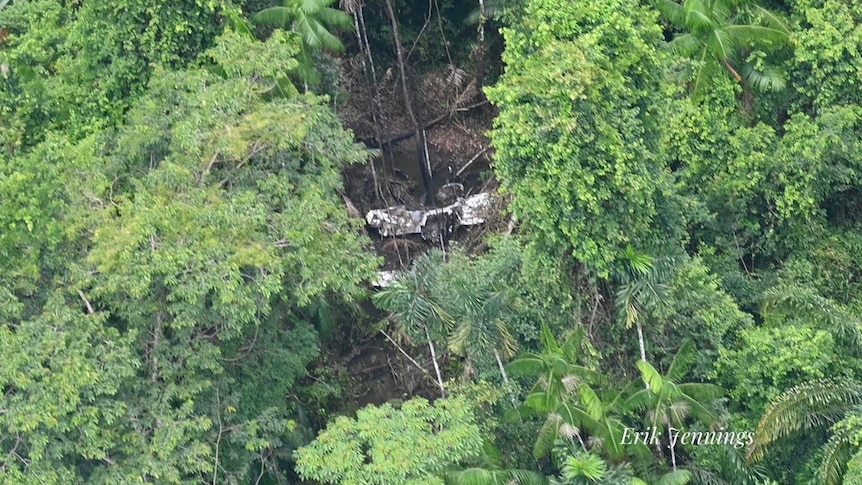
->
[[372, 270, 401, 288], [365, 192, 494, 239]]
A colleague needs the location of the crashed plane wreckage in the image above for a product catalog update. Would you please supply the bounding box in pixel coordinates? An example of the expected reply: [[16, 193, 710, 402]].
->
[[365, 191, 493, 240], [366, 191, 495, 287]]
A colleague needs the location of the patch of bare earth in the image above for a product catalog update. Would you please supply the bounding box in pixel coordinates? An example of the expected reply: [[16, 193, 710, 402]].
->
[[336, 54, 510, 267]]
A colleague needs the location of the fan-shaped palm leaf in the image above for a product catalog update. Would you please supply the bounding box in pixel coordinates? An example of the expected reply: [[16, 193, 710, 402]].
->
[[562, 452, 607, 481]]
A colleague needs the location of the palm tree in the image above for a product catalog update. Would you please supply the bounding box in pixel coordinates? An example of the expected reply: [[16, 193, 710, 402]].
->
[[373, 251, 454, 397], [252, 0, 353, 86], [375, 250, 525, 395], [687, 446, 768, 485], [557, 451, 641, 485], [509, 326, 643, 461], [444, 442, 547, 485], [749, 379, 862, 484], [443, 258, 520, 389], [614, 246, 676, 366], [626, 340, 724, 470], [655, 0, 791, 101], [554, 450, 693, 485]]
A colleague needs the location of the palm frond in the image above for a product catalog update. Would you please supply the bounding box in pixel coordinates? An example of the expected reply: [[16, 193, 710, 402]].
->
[[534, 413, 564, 459], [300, 15, 344, 51], [252, 6, 294, 27], [655, 0, 687, 28], [539, 323, 563, 354], [749, 5, 791, 35], [373, 252, 454, 339], [677, 382, 725, 403], [740, 62, 785, 92], [818, 416, 862, 485], [723, 24, 789, 45], [657, 469, 693, 485], [689, 45, 714, 98], [580, 383, 604, 421], [667, 339, 696, 382], [684, 0, 716, 32], [761, 283, 862, 351], [300, 0, 335, 13], [495, 318, 519, 358], [623, 245, 654, 276], [507, 354, 546, 377], [668, 33, 704, 58], [316, 7, 354, 31], [445, 468, 547, 485], [625, 389, 653, 413], [561, 452, 607, 481], [508, 469, 548, 485], [689, 466, 729, 485], [706, 28, 736, 60], [749, 379, 862, 462], [560, 327, 588, 360], [637, 360, 665, 394]]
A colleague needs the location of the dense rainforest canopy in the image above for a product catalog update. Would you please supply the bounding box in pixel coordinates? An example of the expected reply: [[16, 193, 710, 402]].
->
[[2, 0, 862, 483]]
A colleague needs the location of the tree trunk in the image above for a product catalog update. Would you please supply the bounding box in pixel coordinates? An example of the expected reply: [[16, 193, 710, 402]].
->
[[352, 3, 387, 201], [425, 325, 446, 397], [494, 349, 509, 385], [495, 348, 518, 407], [668, 424, 677, 471], [637, 321, 649, 390], [383, 0, 432, 196], [474, 0, 487, 89], [637, 321, 647, 363]]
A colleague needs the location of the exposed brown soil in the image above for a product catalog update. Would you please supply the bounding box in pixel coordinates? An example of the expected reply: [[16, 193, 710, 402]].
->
[[337, 53, 509, 271], [332, 54, 510, 405]]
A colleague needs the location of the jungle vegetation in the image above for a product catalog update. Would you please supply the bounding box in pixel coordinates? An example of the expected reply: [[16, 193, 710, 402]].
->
[[2, 0, 862, 483]]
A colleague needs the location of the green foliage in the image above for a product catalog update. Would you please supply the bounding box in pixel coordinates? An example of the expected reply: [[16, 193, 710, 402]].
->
[[374, 250, 454, 342], [716, 324, 837, 412], [252, 0, 352, 86], [628, 341, 724, 432], [656, 0, 791, 97], [687, 445, 769, 485], [615, 246, 675, 332], [0, 0, 230, 149], [785, 0, 862, 111], [476, 236, 586, 345], [375, 248, 529, 379], [486, 0, 683, 275], [653, 254, 754, 370], [0, 29, 378, 483], [674, 104, 862, 266], [510, 326, 642, 462], [750, 380, 862, 484], [845, 448, 862, 485], [3, 0, 862, 480], [443, 439, 548, 485], [294, 396, 485, 484], [561, 452, 608, 482]]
